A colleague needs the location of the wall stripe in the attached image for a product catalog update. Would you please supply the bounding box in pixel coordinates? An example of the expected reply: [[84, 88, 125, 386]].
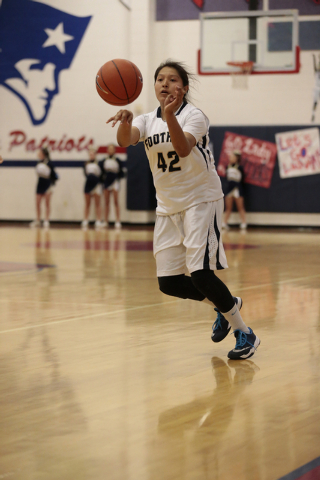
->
[[2, 160, 86, 167]]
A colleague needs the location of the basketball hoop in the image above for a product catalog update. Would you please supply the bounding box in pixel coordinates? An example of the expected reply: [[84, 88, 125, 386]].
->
[[227, 61, 254, 89]]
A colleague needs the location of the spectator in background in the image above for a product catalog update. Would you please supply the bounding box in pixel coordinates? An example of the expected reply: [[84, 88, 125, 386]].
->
[[311, 53, 320, 122], [30, 147, 58, 228], [222, 151, 247, 230], [99, 144, 125, 229], [81, 148, 102, 230]]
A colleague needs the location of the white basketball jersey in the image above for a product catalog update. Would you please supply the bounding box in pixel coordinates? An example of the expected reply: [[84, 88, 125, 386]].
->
[[132, 102, 223, 215]]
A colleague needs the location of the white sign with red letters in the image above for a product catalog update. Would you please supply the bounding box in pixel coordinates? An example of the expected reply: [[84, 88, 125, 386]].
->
[[275, 128, 320, 179]]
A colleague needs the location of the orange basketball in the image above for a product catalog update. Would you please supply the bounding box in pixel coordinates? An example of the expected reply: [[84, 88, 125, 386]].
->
[[96, 59, 143, 106]]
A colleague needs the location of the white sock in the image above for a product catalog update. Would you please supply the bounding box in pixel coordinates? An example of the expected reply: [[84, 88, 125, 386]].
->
[[222, 303, 250, 333]]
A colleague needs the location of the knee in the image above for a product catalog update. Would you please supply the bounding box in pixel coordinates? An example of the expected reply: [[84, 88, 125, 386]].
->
[[191, 269, 215, 295], [158, 276, 177, 297], [158, 275, 185, 298]]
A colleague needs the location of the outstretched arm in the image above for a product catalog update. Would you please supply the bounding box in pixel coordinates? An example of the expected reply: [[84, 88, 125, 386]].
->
[[107, 110, 140, 147]]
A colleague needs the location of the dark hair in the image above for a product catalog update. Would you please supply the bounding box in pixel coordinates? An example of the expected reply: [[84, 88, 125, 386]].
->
[[234, 152, 241, 163], [41, 147, 50, 161], [154, 60, 194, 101]]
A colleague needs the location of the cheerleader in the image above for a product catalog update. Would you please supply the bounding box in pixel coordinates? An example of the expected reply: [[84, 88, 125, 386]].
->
[[99, 144, 125, 229], [30, 147, 58, 228], [222, 151, 247, 230], [81, 148, 102, 229]]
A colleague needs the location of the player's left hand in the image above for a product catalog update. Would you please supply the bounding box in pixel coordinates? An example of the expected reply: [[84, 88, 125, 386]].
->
[[0, 155, 3, 164], [164, 85, 184, 114]]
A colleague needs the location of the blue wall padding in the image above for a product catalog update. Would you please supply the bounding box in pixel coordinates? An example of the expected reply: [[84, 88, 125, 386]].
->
[[125, 125, 320, 213], [211, 125, 320, 214], [126, 143, 157, 211]]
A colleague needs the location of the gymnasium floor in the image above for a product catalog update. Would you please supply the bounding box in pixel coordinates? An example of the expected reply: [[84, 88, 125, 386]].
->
[[0, 224, 319, 480]]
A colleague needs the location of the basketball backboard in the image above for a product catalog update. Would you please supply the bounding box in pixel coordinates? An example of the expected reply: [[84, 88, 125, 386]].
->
[[198, 10, 300, 75]]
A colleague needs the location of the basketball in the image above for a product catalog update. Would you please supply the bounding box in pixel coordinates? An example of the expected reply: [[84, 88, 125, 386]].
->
[[96, 59, 143, 106]]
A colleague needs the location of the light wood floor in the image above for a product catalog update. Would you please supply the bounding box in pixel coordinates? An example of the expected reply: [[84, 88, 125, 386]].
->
[[0, 225, 319, 480]]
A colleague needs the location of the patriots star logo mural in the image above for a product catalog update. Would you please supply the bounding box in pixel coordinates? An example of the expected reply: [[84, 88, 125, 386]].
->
[[0, 0, 91, 125]]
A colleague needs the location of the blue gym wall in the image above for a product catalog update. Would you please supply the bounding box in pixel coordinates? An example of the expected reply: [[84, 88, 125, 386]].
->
[[156, 0, 320, 21], [126, 125, 320, 214], [211, 125, 320, 214]]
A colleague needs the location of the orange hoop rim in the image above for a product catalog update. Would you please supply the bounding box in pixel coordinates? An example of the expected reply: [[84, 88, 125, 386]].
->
[[226, 61, 254, 72]]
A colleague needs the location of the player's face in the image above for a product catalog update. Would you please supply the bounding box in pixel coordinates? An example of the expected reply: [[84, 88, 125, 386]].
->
[[154, 67, 188, 104], [4, 59, 56, 123]]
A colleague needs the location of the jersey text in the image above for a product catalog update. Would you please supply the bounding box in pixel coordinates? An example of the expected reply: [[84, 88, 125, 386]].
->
[[145, 132, 171, 151]]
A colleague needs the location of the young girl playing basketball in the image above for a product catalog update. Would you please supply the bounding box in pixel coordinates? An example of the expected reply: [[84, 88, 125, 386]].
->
[[107, 60, 260, 360]]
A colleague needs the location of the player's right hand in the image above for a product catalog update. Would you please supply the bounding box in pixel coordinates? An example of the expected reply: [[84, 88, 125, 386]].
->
[[107, 110, 133, 128]]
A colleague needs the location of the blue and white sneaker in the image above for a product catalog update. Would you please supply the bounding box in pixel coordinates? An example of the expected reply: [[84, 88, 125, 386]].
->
[[211, 297, 243, 343], [228, 328, 260, 360]]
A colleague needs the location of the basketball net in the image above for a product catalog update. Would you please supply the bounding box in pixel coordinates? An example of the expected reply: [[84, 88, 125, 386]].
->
[[227, 61, 254, 89]]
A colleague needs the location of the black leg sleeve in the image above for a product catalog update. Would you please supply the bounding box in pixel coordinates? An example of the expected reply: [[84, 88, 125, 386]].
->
[[191, 269, 235, 313], [158, 274, 205, 301]]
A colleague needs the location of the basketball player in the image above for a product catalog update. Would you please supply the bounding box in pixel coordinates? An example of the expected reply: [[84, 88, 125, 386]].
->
[[99, 144, 125, 229], [222, 151, 247, 230], [311, 54, 320, 123], [107, 60, 260, 360], [30, 147, 58, 228], [81, 148, 102, 229]]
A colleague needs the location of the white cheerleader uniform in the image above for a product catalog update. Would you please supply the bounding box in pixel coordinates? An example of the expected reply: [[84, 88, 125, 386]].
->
[[36, 161, 53, 194], [84, 161, 101, 194], [225, 164, 245, 198], [102, 157, 120, 191]]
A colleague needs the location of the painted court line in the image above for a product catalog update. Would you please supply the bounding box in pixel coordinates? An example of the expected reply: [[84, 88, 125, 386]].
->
[[0, 272, 319, 309], [0, 272, 319, 335], [236, 273, 320, 292], [0, 300, 180, 335], [0, 298, 120, 308]]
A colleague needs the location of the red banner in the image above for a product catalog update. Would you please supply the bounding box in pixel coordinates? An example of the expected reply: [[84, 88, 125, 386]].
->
[[217, 132, 277, 188], [192, 0, 204, 7]]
